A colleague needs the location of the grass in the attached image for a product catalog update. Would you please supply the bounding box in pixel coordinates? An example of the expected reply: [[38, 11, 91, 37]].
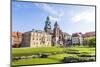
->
[[12, 54, 78, 66], [12, 47, 66, 57], [12, 46, 95, 57], [12, 46, 96, 66], [12, 58, 60, 66], [49, 53, 79, 61]]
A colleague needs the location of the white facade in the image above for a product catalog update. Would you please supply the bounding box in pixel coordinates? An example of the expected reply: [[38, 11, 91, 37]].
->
[[72, 33, 83, 45], [21, 31, 52, 47], [72, 37, 80, 44]]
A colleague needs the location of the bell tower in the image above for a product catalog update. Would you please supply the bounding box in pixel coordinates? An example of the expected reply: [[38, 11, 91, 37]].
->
[[53, 21, 60, 37], [53, 21, 61, 45], [44, 16, 52, 34]]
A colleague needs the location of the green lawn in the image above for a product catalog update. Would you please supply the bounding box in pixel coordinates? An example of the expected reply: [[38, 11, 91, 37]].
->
[[12, 46, 96, 66], [12, 47, 66, 57], [12, 58, 60, 66]]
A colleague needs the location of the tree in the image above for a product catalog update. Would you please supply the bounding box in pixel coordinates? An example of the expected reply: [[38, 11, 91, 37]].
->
[[88, 37, 96, 47]]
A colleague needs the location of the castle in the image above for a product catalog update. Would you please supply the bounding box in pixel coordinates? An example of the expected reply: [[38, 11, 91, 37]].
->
[[12, 16, 95, 48], [20, 16, 71, 47]]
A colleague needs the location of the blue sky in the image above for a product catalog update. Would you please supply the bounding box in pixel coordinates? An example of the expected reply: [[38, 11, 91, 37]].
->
[[12, 1, 95, 34]]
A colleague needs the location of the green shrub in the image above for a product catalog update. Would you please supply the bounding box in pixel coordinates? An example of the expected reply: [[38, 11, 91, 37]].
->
[[88, 38, 96, 47], [84, 37, 96, 47]]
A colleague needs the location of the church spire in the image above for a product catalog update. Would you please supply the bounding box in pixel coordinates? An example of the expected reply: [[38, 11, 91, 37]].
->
[[44, 16, 52, 34], [53, 21, 60, 37], [52, 21, 63, 46], [54, 21, 59, 27], [47, 16, 50, 20], [54, 21, 60, 30]]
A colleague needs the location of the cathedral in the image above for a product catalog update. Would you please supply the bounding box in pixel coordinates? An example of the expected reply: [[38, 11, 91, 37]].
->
[[13, 16, 71, 48], [12, 16, 95, 48], [44, 16, 69, 47]]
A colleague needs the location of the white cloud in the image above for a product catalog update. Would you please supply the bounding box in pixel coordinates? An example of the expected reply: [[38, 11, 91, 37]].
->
[[35, 3, 57, 15], [34, 3, 64, 20], [49, 16, 60, 21], [71, 10, 95, 23]]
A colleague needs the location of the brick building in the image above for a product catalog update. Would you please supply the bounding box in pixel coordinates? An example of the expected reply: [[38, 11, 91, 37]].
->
[[12, 32, 23, 47]]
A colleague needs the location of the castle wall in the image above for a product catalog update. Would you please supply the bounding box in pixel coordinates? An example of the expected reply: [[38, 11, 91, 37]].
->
[[21, 31, 52, 48]]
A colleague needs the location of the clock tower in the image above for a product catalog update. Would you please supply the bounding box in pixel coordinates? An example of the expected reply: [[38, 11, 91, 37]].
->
[[44, 16, 52, 34]]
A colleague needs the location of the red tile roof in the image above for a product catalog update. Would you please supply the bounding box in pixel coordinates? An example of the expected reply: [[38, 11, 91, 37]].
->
[[12, 32, 23, 48], [12, 32, 23, 37], [83, 31, 95, 37]]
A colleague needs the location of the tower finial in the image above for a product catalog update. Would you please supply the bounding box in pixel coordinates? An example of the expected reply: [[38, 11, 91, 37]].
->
[[54, 21, 58, 27], [47, 16, 50, 20]]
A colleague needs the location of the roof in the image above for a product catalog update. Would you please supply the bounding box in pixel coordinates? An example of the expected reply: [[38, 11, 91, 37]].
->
[[12, 32, 23, 37], [63, 32, 71, 36], [72, 32, 82, 37], [83, 31, 95, 37]]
